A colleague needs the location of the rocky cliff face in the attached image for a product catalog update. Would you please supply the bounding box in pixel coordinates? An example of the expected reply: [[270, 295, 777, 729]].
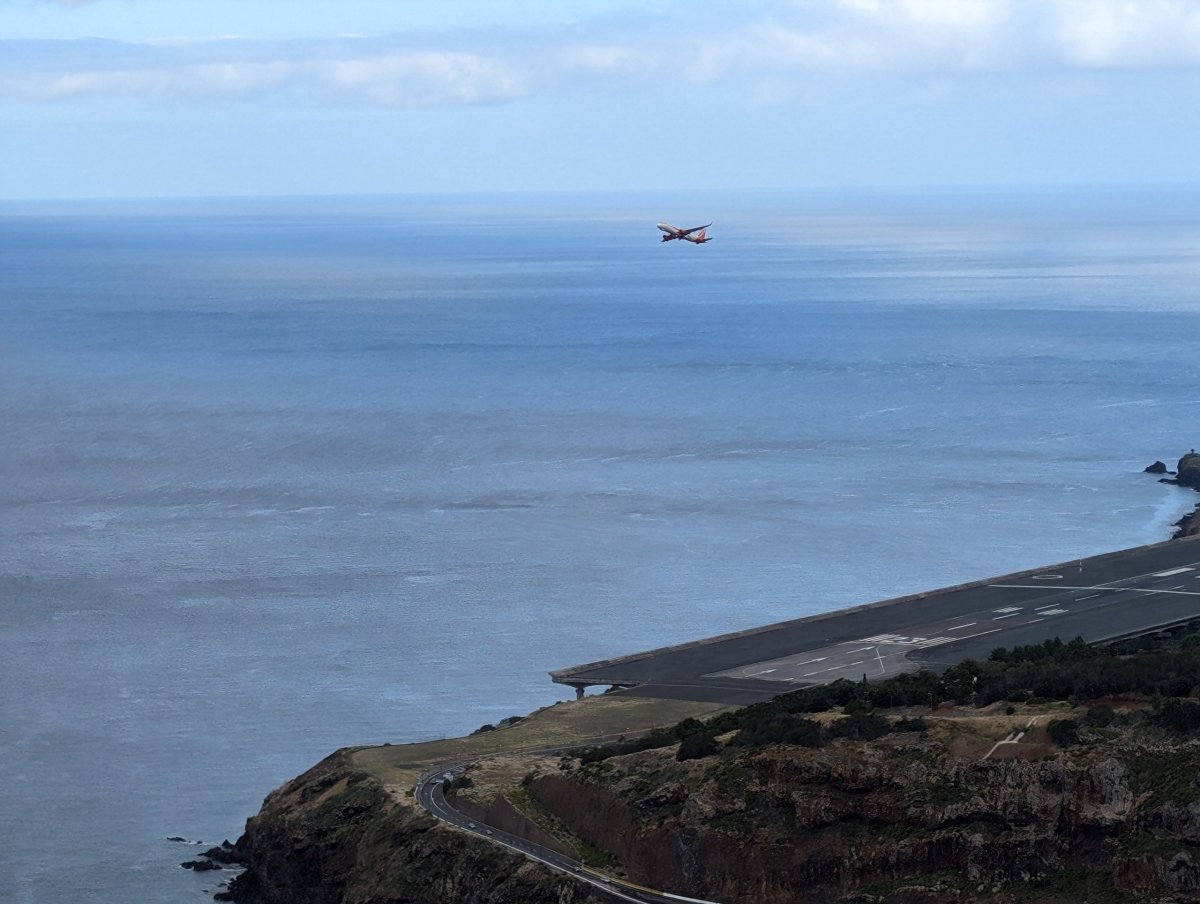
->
[[220, 750, 603, 904], [528, 730, 1200, 903], [1151, 451, 1200, 538]]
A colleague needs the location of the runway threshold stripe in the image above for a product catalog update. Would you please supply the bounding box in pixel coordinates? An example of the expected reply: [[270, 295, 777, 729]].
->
[[954, 627, 1003, 641]]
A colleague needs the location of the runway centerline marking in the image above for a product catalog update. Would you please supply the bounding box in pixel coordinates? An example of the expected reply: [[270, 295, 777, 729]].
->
[[947, 622, 976, 630], [993, 612, 1021, 620]]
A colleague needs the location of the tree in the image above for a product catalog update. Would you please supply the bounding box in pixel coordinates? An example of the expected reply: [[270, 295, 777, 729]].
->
[[676, 732, 719, 761]]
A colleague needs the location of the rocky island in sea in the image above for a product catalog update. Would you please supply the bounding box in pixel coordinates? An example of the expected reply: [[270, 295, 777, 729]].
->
[[201, 454, 1200, 904]]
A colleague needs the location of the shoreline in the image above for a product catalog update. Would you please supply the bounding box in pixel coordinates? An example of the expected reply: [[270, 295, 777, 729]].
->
[[203, 449, 1200, 901]]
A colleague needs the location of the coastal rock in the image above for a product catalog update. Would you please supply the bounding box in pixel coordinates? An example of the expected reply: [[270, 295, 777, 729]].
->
[[1175, 506, 1200, 540], [182, 859, 222, 871], [202, 841, 248, 866], [1178, 452, 1200, 489], [220, 750, 606, 904], [1146, 450, 1200, 539], [525, 736, 1200, 903]]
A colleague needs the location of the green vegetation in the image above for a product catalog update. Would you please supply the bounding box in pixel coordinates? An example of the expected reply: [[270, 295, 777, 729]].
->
[[676, 731, 719, 761], [505, 785, 619, 868], [1126, 747, 1200, 806], [561, 626, 1200, 761]]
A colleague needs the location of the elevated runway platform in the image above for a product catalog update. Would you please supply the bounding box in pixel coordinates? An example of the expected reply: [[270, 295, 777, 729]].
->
[[550, 537, 1200, 705]]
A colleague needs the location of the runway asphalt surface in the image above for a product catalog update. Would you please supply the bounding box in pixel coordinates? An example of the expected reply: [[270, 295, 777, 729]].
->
[[551, 537, 1200, 704]]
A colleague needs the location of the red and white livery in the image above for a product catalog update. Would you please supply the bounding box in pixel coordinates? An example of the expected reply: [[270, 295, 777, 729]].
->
[[656, 222, 712, 244]]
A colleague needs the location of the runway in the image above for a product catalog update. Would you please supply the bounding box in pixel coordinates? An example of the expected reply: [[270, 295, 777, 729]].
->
[[550, 537, 1200, 704]]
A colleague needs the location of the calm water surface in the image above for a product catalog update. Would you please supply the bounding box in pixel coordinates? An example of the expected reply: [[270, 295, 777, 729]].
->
[[2, 190, 1199, 902]]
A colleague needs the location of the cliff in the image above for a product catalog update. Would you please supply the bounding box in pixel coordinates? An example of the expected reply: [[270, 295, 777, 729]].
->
[[528, 720, 1200, 903], [1154, 452, 1200, 539], [217, 749, 604, 904], [217, 457, 1200, 904], [219, 703, 1200, 904]]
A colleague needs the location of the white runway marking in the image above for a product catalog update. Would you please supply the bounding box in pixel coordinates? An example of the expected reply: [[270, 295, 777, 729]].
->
[[1026, 618, 1044, 624], [803, 665, 847, 677], [857, 633, 956, 648], [1154, 567, 1195, 578], [1074, 594, 1099, 601], [1037, 608, 1067, 615], [952, 627, 1003, 641], [993, 612, 1021, 620], [947, 622, 976, 630], [993, 606, 1022, 613]]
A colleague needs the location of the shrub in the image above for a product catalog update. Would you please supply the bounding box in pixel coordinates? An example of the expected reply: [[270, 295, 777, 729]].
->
[[828, 713, 891, 742], [1047, 718, 1080, 747], [677, 732, 719, 761], [1157, 698, 1200, 732]]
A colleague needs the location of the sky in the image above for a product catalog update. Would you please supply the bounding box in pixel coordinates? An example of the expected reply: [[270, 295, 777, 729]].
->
[[3, 0, 1200, 198]]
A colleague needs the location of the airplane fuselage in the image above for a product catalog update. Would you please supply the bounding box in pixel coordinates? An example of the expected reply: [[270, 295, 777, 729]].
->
[[657, 222, 712, 244]]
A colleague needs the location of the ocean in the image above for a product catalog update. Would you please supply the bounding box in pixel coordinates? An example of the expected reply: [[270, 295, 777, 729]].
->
[[2, 189, 1199, 902]]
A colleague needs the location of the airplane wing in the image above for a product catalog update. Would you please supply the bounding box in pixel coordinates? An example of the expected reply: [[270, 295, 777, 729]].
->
[[679, 223, 711, 236]]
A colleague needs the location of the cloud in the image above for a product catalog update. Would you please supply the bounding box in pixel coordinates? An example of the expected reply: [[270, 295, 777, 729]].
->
[[673, 0, 1200, 79], [557, 43, 654, 75], [5, 2, 1200, 109], [2, 41, 524, 107], [1052, 0, 1200, 68], [323, 52, 522, 106]]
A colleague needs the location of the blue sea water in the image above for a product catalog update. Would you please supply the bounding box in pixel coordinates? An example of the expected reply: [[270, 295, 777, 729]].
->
[[2, 190, 1199, 902]]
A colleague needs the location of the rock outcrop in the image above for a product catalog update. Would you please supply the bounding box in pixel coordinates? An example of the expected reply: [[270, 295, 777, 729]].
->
[[219, 750, 604, 904], [527, 733, 1200, 903], [1148, 450, 1200, 539], [1177, 452, 1200, 489], [225, 726, 1200, 904]]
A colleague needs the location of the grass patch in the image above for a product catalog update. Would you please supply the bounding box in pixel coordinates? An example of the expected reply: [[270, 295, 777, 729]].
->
[[1126, 747, 1200, 806], [351, 695, 730, 798], [503, 787, 618, 869]]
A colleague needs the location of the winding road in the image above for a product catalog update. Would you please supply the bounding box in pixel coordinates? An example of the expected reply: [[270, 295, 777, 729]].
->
[[414, 765, 720, 904]]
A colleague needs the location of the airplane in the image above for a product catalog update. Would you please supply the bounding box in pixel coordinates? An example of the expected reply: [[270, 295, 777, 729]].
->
[[657, 222, 712, 244]]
